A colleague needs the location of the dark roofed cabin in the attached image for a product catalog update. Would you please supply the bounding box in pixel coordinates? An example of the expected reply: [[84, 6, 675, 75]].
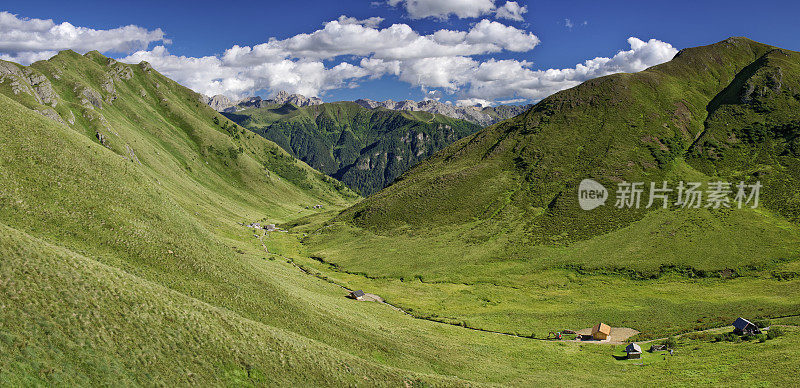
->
[[349, 290, 366, 300], [625, 343, 642, 359], [733, 317, 761, 335]]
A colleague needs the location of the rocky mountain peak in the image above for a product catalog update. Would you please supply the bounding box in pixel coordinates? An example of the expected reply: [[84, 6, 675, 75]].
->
[[200, 94, 235, 111], [201, 90, 323, 112], [353, 98, 531, 126]]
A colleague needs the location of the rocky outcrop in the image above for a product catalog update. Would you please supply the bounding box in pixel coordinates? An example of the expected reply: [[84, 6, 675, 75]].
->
[[27, 71, 59, 107], [0, 61, 23, 80], [232, 96, 264, 110], [36, 108, 67, 125], [0, 62, 60, 107], [78, 87, 103, 109], [101, 77, 117, 104], [139, 61, 153, 73], [108, 63, 133, 81]]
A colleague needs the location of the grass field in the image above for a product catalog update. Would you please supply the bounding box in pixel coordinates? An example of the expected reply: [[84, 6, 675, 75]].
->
[[5, 215, 799, 386]]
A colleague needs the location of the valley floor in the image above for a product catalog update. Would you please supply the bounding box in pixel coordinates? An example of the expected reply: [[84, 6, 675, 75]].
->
[[3, 198, 799, 386], [226, 213, 800, 386]]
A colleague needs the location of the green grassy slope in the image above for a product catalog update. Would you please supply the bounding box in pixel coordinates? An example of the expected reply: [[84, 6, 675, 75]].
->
[[0, 221, 473, 386], [303, 38, 800, 338], [686, 46, 800, 221], [336, 38, 796, 237], [225, 101, 481, 195], [0, 53, 473, 385], [5, 217, 799, 387]]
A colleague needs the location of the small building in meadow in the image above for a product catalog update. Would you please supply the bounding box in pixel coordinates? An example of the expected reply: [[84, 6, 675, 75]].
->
[[733, 317, 761, 335], [591, 323, 612, 340], [649, 344, 668, 353], [625, 343, 642, 359], [349, 290, 366, 301]]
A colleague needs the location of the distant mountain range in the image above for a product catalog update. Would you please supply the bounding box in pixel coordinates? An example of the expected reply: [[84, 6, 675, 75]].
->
[[200, 90, 322, 112], [203, 92, 530, 126], [354, 98, 531, 126], [205, 92, 525, 195]]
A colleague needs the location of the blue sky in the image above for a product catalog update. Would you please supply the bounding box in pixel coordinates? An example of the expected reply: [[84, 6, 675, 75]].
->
[[2, 0, 799, 105]]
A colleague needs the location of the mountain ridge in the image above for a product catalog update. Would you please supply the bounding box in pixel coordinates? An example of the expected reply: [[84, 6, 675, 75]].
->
[[338, 37, 798, 236], [201, 90, 323, 113], [202, 90, 530, 126], [353, 98, 531, 126]]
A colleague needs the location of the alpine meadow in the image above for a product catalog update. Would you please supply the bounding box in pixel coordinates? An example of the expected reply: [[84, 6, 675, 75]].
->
[[1, 2, 800, 387]]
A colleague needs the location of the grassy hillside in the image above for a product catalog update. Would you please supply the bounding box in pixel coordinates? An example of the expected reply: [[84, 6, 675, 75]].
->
[[225, 101, 481, 195], [0, 52, 466, 385], [303, 38, 800, 339], [686, 46, 800, 221]]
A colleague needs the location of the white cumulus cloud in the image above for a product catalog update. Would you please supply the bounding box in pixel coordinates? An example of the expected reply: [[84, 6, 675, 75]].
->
[[495, 1, 527, 21], [378, 37, 676, 103], [0, 11, 168, 64], [387, 0, 527, 21], [460, 37, 678, 101], [117, 17, 540, 99], [121, 46, 368, 98], [220, 18, 537, 62], [1, 10, 677, 106], [456, 97, 495, 107], [388, 0, 496, 20], [336, 15, 385, 28]]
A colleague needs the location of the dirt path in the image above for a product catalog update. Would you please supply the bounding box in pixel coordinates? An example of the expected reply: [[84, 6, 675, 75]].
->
[[253, 231, 412, 316]]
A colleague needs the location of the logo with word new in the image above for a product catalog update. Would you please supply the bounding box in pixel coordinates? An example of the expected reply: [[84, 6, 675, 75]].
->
[[577, 179, 762, 211], [578, 179, 608, 210]]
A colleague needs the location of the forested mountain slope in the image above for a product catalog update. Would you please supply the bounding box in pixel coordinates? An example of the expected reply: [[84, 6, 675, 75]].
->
[[226, 102, 481, 195]]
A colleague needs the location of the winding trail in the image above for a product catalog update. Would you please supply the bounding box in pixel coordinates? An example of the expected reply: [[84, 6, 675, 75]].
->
[[254, 232, 412, 317], [249, 227, 800, 344]]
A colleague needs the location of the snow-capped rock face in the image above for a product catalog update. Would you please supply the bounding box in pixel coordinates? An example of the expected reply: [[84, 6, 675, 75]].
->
[[201, 91, 323, 113], [271, 90, 323, 107], [353, 98, 530, 126], [199, 94, 235, 111]]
